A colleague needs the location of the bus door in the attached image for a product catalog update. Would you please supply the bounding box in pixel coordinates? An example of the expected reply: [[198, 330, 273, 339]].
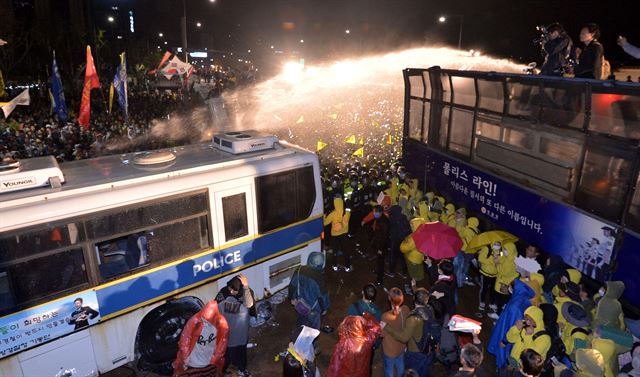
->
[[211, 183, 256, 277]]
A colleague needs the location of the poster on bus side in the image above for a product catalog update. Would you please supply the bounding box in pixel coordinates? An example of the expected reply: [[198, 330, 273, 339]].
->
[[0, 290, 100, 358], [409, 147, 618, 282]]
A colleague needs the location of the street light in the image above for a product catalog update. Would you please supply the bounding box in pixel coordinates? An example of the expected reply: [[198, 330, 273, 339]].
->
[[438, 14, 464, 49], [196, 22, 202, 28], [158, 32, 164, 38], [107, 16, 115, 23], [345, 29, 350, 34], [300, 39, 304, 43], [181, 0, 216, 62]]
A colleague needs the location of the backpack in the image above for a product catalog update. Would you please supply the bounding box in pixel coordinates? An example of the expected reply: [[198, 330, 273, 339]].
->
[[437, 315, 460, 366], [413, 314, 442, 355]]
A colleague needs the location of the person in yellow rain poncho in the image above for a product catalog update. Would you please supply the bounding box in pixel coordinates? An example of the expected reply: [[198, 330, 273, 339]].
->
[[407, 178, 423, 213], [559, 301, 592, 356], [506, 305, 552, 367], [477, 242, 499, 313], [454, 216, 480, 288], [490, 242, 519, 320], [324, 196, 352, 272], [400, 218, 426, 282], [554, 348, 605, 377], [591, 337, 617, 377], [440, 203, 456, 224], [551, 268, 582, 302]]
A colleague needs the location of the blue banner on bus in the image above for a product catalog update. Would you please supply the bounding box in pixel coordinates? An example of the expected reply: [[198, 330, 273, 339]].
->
[[0, 290, 100, 358], [407, 145, 617, 281]]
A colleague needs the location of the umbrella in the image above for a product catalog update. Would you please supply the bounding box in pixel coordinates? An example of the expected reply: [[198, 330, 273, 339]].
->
[[466, 230, 518, 252], [411, 221, 462, 260]]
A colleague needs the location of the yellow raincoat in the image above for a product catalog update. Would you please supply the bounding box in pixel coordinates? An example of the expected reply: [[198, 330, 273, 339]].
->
[[401, 218, 426, 281], [495, 243, 519, 295], [324, 197, 350, 237], [506, 306, 551, 362]]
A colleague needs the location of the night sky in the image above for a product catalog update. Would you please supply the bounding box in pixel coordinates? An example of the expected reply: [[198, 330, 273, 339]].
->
[[126, 0, 639, 65]]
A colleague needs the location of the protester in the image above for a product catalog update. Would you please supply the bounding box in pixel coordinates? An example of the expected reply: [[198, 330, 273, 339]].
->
[[361, 205, 390, 285], [288, 252, 330, 330], [387, 205, 412, 279], [498, 348, 544, 377], [383, 288, 440, 376], [173, 300, 229, 377], [347, 283, 382, 321], [215, 274, 256, 377], [428, 259, 457, 316], [593, 281, 625, 330], [326, 314, 382, 377], [554, 348, 605, 377], [477, 242, 499, 315], [506, 306, 551, 367], [324, 195, 352, 272], [401, 218, 427, 282], [453, 342, 485, 377], [381, 287, 411, 377], [488, 279, 536, 368]]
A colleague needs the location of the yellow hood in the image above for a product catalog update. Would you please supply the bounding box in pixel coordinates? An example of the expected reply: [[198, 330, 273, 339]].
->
[[467, 217, 479, 232], [503, 242, 517, 259], [530, 273, 544, 286], [567, 269, 582, 284], [333, 197, 344, 214], [444, 203, 455, 214], [592, 338, 616, 377], [575, 348, 604, 377], [524, 306, 544, 329], [410, 217, 425, 232]]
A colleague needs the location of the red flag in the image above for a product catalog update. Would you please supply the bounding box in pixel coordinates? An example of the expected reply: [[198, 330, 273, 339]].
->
[[78, 46, 100, 129], [148, 51, 172, 75]]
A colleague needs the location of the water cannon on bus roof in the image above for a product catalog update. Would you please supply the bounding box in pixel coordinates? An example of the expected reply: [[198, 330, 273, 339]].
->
[[212, 130, 278, 154], [0, 156, 65, 194]]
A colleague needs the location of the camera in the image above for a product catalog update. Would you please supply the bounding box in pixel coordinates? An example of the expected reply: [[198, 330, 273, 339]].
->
[[533, 25, 549, 45]]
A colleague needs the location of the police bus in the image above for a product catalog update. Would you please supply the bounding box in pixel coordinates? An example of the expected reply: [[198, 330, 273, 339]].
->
[[0, 131, 323, 376], [403, 66, 640, 311]]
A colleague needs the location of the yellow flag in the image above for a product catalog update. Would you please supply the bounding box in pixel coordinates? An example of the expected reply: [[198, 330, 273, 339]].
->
[[371, 120, 379, 127], [359, 137, 364, 145], [352, 147, 364, 158], [344, 135, 356, 144], [386, 134, 393, 144], [108, 83, 114, 113], [0, 70, 6, 98], [328, 113, 337, 120], [296, 115, 304, 124], [316, 140, 327, 151]]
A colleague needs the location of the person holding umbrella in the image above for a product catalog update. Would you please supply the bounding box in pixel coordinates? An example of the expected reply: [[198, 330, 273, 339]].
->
[[400, 218, 428, 282]]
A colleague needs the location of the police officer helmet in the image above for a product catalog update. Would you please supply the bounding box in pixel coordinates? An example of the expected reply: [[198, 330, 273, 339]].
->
[[397, 166, 407, 179], [384, 169, 393, 181], [349, 173, 359, 188], [361, 172, 370, 185], [331, 175, 341, 189]]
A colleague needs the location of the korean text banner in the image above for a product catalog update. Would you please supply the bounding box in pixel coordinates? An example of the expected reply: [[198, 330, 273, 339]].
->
[[0, 290, 100, 359], [407, 147, 617, 281]]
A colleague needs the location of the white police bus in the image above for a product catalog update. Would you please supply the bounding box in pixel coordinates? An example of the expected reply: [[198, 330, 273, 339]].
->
[[0, 131, 323, 376]]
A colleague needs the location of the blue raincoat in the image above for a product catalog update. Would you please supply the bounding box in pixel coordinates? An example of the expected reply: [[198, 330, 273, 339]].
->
[[487, 279, 535, 368]]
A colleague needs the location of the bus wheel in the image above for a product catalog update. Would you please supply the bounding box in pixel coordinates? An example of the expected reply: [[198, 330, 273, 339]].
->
[[136, 296, 204, 374]]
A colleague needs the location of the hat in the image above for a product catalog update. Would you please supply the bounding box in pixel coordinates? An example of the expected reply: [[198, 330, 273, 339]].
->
[[562, 302, 590, 327], [227, 276, 242, 292], [559, 281, 581, 302], [307, 252, 325, 270]]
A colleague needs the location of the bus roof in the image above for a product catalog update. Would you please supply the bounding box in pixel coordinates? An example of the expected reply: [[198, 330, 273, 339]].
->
[[0, 141, 309, 204]]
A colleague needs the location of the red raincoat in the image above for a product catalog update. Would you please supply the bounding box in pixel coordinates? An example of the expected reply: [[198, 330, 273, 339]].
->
[[327, 313, 382, 377], [173, 300, 229, 377]]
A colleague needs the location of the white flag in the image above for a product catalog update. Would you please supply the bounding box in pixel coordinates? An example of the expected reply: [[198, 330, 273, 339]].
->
[[159, 56, 193, 80], [1, 89, 30, 118]]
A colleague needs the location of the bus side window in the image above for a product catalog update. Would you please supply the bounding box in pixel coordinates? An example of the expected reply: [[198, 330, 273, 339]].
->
[[222, 193, 248, 241], [96, 233, 150, 280]]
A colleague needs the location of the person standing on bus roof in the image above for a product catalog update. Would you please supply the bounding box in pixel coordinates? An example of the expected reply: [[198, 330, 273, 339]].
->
[[215, 274, 256, 377], [173, 300, 229, 377]]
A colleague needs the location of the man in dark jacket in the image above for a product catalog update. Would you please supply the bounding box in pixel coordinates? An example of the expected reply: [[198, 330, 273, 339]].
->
[[574, 23, 604, 79], [388, 205, 411, 278], [429, 259, 457, 317], [361, 205, 390, 285], [216, 274, 256, 377], [541, 23, 573, 76]]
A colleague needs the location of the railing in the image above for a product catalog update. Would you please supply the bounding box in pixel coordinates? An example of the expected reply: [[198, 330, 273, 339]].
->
[[403, 66, 640, 231]]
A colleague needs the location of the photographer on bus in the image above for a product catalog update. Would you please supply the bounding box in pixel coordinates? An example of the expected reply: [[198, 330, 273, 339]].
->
[[539, 23, 573, 76]]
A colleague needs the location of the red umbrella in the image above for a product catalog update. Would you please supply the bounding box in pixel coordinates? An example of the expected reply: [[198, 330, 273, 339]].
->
[[411, 221, 462, 260]]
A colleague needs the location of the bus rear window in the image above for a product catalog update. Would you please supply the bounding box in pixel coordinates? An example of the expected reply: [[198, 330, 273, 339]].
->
[[255, 166, 316, 233]]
